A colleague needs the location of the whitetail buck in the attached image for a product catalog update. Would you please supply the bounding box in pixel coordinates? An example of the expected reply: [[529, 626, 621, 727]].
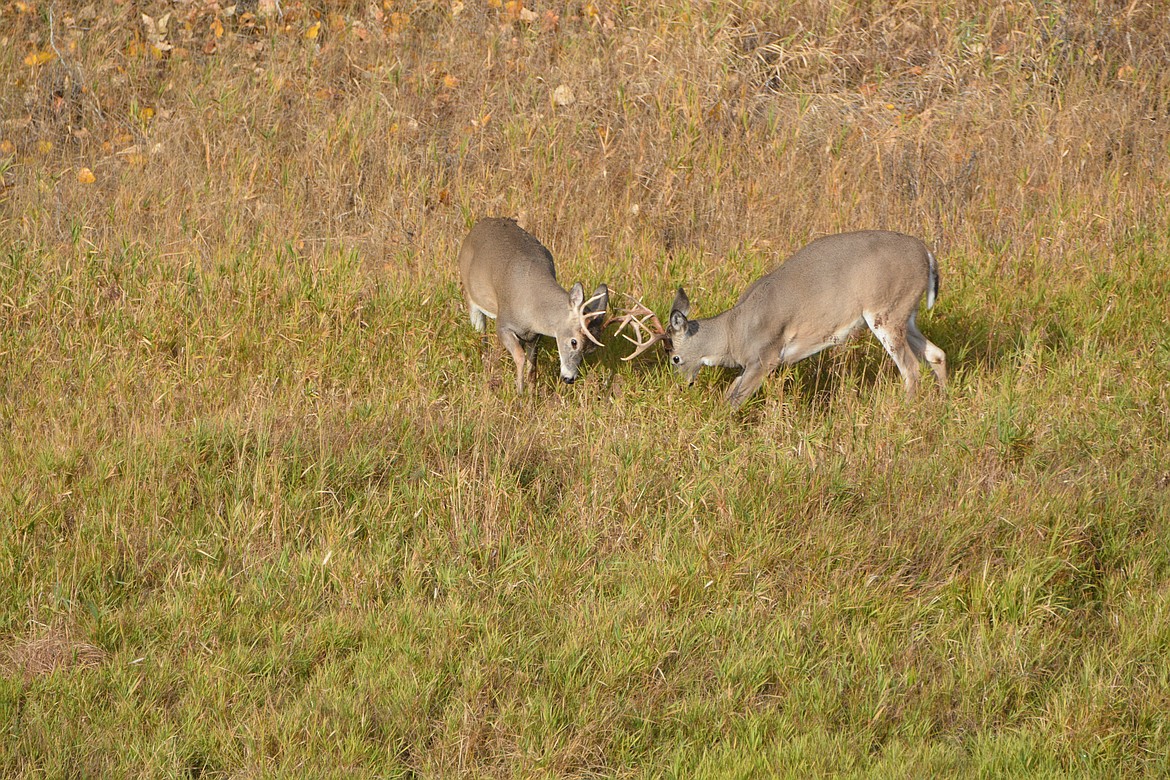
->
[[459, 217, 609, 393], [627, 231, 947, 407]]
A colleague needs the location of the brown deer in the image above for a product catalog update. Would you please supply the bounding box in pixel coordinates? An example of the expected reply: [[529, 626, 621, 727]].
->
[[458, 218, 609, 393], [627, 231, 947, 407]]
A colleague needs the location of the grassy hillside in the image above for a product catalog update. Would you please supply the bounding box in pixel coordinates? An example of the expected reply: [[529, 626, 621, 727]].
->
[[2, 0, 1168, 776]]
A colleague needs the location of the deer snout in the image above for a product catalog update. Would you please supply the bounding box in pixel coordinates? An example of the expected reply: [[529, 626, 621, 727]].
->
[[562, 375, 576, 384]]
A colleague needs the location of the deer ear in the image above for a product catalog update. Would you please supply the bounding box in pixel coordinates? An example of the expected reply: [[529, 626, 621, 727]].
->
[[568, 282, 585, 309], [671, 287, 691, 318], [669, 309, 688, 334], [586, 283, 609, 314]]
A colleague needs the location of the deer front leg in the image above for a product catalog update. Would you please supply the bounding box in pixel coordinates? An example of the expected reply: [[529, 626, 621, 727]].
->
[[725, 361, 770, 408], [498, 328, 529, 394]]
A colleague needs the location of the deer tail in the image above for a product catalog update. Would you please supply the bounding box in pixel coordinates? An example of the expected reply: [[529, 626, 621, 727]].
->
[[926, 249, 939, 310]]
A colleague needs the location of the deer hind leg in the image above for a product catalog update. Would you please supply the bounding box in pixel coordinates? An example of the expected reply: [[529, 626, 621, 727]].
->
[[498, 328, 530, 394], [906, 312, 947, 390], [524, 339, 540, 387], [864, 311, 921, 397]]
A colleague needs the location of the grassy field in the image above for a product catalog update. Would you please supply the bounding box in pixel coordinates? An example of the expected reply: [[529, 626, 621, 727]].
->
[[2, 0, 1169, 776]]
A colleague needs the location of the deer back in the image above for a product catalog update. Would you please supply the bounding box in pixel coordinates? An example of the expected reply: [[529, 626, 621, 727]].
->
[[729, 231, 932, 355], [459, 218, 569, 328]]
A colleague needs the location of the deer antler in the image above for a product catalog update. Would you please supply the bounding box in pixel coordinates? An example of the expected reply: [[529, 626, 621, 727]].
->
[[604, 292, 670, 361], [578, 290, 609, 347]]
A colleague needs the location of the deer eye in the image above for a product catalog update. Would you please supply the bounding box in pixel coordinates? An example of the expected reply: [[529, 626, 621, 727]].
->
[[672, 355, 681, 365], [570, 338, 579, 350]]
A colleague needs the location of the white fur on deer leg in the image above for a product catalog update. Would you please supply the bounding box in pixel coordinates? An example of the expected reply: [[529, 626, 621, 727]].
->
[[660, 231, 947, 407]]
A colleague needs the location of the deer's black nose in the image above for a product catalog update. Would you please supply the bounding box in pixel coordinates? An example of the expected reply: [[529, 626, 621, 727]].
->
[[562, 376, 576, 385]]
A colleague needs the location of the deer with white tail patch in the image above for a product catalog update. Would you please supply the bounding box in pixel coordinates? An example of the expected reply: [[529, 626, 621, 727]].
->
[[641, 231, 947, 407], [459, 217, 609, 393]]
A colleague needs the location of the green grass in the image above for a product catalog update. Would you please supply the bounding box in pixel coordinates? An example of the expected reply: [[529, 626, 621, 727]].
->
[[2, 1, 1170, 777]]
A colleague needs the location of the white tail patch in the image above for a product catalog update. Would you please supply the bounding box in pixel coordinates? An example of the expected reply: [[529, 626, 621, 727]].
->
[[926, 250, 938, 310]]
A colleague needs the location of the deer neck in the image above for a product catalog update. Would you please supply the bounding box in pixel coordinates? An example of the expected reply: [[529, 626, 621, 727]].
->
[[525, 279, 573, 335], [694, 310, 736, 368]]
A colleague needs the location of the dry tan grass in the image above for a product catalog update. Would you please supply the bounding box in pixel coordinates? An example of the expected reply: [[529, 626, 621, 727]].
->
[[5, 2, 1165, 275], [5, 630, 108, 678]]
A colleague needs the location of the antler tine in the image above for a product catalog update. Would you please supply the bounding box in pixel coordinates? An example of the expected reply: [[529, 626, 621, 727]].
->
[[577, 290, 609, 347], [602, 291, 669, 362], [616, 309, 652, 343], [621, 331, 670, 361]]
